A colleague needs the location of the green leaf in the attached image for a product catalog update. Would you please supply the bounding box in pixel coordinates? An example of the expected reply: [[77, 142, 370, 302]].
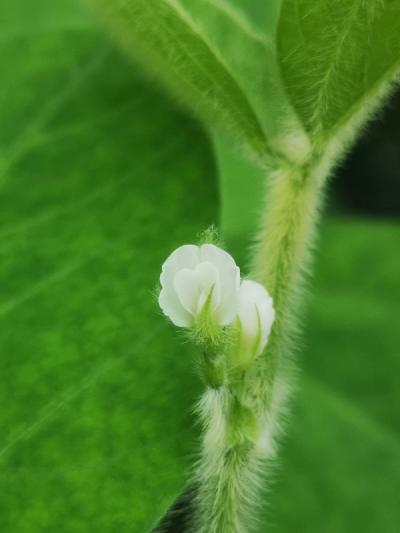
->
[[271, 371, 400, 532], [177, 0, 288, 139], [86, 0, 270, 159], [0, 0, 217, 530], [278, 0, 400, 138], [229, 0, 279, 32], [268, 219, 400, 532]]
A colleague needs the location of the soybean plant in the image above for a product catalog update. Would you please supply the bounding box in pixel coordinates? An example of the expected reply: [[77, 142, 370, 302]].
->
[[87, 1, 400, 531]]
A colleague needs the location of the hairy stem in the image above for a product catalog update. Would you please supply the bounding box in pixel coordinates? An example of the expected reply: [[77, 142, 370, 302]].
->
[[252, 162, 325, 411], [194, 387, 262, 533], [193, 153, 328, 532]]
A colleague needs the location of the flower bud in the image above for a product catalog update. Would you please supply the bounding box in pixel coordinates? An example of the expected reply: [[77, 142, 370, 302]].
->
[[234, 280, 275, 368]]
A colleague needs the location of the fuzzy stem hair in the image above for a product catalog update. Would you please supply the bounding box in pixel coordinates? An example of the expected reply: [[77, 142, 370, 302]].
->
[[251, 163, 325, 410], [193, 388, 265, 533], [191, 155, 329, 532]]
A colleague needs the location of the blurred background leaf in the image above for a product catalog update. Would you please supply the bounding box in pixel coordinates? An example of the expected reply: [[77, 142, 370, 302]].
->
[[0, 0, 217, 530], [1, 0, 399, 532], [268, 219, 400, 533]]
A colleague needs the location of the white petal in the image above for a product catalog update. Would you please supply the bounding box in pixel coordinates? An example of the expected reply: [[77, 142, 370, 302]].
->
[[258, 298, 275, 350], [159, 245, 201, 326], [195, 262, 221, 312], [240, 279, 270, 305], [238, 281, 260, 339], [199, 244, 237, 272], [200, 244, 240, 325], [238, 280, 275, 353], [158, 286, 192, 327], [217, 266, 240, 325], [159, 243, 241, 328], [173, 269, 199, 316], [160, 245, 200, 288], [174, 262, 220, 316]]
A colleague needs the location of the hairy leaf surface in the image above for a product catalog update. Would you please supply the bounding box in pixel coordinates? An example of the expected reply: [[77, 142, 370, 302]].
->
[[278, 0, 400, 137], [177, 0, 289, 138]]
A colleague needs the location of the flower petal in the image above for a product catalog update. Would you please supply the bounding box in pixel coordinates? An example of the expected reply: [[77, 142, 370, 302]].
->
[[159, 243, 241, 328], [199, 243, 237, 272], [158, 286, 192, 327], [200, 244, 240, 325], [195, 262, 221, 312], [258, 297, 275, 350], [238, 280, 275, 354], [174, 262, 220, 315], [160, 244, 200, 288], [238, 281, 260, 339], [217, 266, 240, 325]]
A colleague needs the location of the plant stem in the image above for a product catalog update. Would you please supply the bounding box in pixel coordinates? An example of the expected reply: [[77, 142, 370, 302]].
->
[[193, 148, 328, 532], [194, 387, 262, 533], [251, 162, 325, 411]]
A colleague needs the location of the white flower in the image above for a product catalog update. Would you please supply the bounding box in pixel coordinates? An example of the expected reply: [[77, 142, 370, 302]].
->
[[159, 244, 240, 327], [237, 280, 275, 358]]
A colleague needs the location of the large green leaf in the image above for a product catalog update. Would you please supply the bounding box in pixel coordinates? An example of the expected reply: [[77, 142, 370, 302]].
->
[[0, 0, 217, 530], [86, 0, 270, 159], [277, 0, 400, 137], [2, 0, 400, 531]]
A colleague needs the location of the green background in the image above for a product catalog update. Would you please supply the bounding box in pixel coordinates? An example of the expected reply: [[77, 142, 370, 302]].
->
[[0, 0, 399, 531]]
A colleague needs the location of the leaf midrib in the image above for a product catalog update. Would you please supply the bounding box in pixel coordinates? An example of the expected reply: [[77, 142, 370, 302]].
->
[[204, 0, 271, 46], [310, 0, 363, 132], [142, 0, 268, 155]]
